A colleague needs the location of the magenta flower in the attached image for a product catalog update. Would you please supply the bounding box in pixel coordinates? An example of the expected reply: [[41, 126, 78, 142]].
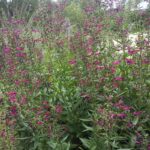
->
[[80, 93, 91, 101], [44, 112, 51, 121], [96, 65, 105, 71], [15, 80, 20, 86], [10, 135, 15, 143], [7, 91, 17, 103], [120, 105, 131, 111], [20, 96, 27, 104], [114, 76, 123, 81], [86, 47, 93, 56], [96, 23, 103, 32], [114, 101, 131, 111], [110, 113, 117, 119], [117, 113, 127, 119], [0, 129, 6, 137], [55, 104, 63, 114], [6, 59, 13, 65], [93, 61, 100, 65], [128, 49, 139, 55], [133, 111, 143, 116], [42, 100, 49, 105], [97, 120, 105, 126], [1, 28, 9, 34], [14, 29, 22, 36], [3, 47, 11, 54], [86, 63, 92, 70], [95, 51, 100, 56], [110, 67, 116, 74], [142, 59, 149, 64], [16, 47, 24, 51], [16, 52, 27, 57], [7, 91, 17, 97], [112, 60, 121, 65], [20, 70, 28, 76], [87, 37, 94, 46], [147, 144, 150, 150], [125, 58, 135, 65], [68, 59, 76, 65], [37, 121, 43, 125], [136, 140, 142, 145], [9, 106, 17, 116]]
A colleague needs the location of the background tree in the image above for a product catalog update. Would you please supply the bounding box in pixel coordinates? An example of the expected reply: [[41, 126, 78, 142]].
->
[[0, 0, 39, 21]]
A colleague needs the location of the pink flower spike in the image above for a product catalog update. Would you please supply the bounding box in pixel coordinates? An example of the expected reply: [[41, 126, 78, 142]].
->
[[117, 113, 127, 119], [120, 105, 131, 111], [125, 58, 135, 65], [16, 47, 24, 51], [7, 91, 17, 103], [0, 130, 6, 137], [16, 52, 26, 57], [114, 76, 123, 81], [55, 104, 63, 114], [128, 50, 139, 55], [133, 111, 143, 116], [86, 47, 93, 56], [37, 121, 43, 125], [7, 91, 17, 96], [95, 51, 100, 56], [3, 47, 11, 54], [20, 96, 27, 104], [9, 106, 17, 116], [110, 113, 117, 119], [112, 60, 121, 65]]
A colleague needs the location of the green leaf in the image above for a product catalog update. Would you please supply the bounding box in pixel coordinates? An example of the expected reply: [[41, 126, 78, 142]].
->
[[61, 134, 69, 142], [111, 141, 118, 148], [47, 141, 57, 149], [132, 117, 139, 125], [91, 146, 97, 150], [80, 138, 90, 148], [80, 118, 92, 122], [66, 142, 71, 150], [82, 123, 94, 132]]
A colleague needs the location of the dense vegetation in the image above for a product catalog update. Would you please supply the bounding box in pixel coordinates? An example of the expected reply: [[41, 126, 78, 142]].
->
[[0, 0, 150, 149]]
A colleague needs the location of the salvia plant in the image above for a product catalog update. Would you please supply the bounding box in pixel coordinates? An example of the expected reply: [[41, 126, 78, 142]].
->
[[0, 0, 150, 150]]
